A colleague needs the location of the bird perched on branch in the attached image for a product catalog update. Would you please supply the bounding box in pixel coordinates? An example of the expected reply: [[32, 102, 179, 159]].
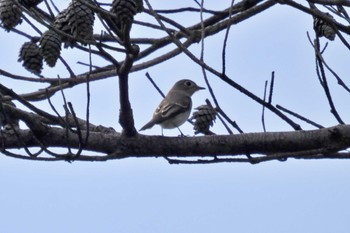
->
[[140, 79, 205, 134]]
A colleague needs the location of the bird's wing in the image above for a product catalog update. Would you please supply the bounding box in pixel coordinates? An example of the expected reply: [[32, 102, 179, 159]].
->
[[155, 96, 191, 121], [140, 95, 191, 131]]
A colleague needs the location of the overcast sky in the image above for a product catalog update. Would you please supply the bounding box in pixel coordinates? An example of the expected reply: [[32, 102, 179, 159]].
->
[[0, 1, 350, 233]]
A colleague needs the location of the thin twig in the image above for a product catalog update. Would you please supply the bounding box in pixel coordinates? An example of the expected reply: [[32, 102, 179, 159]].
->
[[155, 7, 222, 15], [276, 105, 324, 129], [45, 89, 66, 127], [57, 75, 73, 154], [262, 80, 268, 132], [221, 0, 235, 75], [58, 57, 76, 78], [43, 0, 55, 18], [306, 32, 350, 94], [145, 72, 165, 98], [49, 0, 60, 13], [68, 102, 83, 158], [85, 45, 92, 145], [308, 35, 345, 124], [268, 71, 275, 104], [215, 111, 234, 134]]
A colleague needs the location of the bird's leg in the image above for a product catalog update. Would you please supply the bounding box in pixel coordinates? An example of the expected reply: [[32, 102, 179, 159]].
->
[[177, 127, 184, 137]]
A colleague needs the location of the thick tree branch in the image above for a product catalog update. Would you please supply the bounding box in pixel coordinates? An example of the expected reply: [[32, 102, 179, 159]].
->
[[307, 0, 350, 6], [118, 46, 139, 137], [1, 124, 349, 161]]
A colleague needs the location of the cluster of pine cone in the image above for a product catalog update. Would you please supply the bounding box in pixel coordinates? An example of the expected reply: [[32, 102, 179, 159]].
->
[[0, 0, 143, 75]]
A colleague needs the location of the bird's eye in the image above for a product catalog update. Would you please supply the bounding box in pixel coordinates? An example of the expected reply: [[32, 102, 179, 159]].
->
[[185, 81, 192, 86]]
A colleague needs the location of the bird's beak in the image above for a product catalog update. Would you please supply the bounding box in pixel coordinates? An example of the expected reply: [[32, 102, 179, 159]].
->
[[197, 86, 205, 90]]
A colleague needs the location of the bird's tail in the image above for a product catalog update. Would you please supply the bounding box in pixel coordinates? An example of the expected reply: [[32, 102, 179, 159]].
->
[[139, 120, 155, 131]]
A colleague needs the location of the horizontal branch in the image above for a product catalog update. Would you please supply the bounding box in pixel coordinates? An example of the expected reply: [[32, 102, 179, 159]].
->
[[1, 124, 350, 161], [307, 0, 350, 6]]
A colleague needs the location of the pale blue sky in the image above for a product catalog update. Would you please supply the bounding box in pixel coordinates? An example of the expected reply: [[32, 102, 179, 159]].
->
[[0, 1, 350, 233]]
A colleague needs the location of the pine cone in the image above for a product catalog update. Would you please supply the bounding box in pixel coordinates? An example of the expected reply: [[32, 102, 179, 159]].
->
[[39, 29, 62, 67], [67, 0, 95, 44], [18, 41, 43, 75], [53, 0, 95, 46], [53, 8, 73, 46], [313, 13, 336, 41], [109, 0, 142, 42], [19, 0, 43, 8], [190, 104, 216, 135], [0, 0, 22, 31]]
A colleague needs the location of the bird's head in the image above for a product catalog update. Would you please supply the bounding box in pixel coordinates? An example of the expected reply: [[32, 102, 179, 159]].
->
[[172, 79, 205, 96]]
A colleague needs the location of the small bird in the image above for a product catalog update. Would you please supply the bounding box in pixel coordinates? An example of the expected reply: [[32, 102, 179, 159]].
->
[[140, 79, 205, 134]]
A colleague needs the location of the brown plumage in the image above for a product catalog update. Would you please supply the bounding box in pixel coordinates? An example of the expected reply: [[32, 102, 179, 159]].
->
[[140, 79, 205, 131]]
